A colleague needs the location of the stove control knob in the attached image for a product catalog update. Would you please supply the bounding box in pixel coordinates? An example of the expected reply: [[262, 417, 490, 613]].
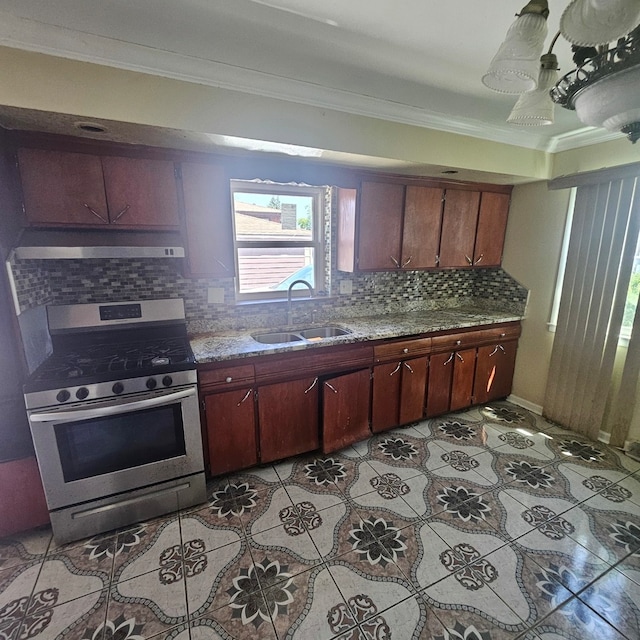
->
[[162, 375, 173, 387], [56, 389, 70, 403], [76, 387, 89, 400], [112, 382, 124, 395], [146, 377, 157, 390]]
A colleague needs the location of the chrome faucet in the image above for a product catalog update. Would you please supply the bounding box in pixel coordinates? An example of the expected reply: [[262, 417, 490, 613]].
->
[[287, 279, 313, 326]]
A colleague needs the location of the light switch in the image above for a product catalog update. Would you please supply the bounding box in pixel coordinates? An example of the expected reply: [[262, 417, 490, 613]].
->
[[339, 280, 353, 295], [207, 287, 225, 304]]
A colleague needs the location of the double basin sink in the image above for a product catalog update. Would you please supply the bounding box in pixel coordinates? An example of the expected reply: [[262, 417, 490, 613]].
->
[[251, 325, 351, 344]]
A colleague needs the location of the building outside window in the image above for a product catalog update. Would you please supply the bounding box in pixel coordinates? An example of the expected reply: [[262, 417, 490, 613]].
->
[[231, 181, 326, 301]]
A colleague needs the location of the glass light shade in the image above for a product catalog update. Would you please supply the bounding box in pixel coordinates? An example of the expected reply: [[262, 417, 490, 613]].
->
[[508, 66, 559, 125], [482, 12, 549, 94], [573, 64, 640, 131], [561, 0, 640, 46]]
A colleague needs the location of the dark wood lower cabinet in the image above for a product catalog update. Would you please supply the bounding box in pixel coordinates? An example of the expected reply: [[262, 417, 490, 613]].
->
[[258, 377, 320, 463], [204, 387, 257, 476], [474, 341, 518, 404], [426, 353, 453, 417], [322, 369, 371, 454], [372, 357, 428, 432], [426, 349, 476, 415], [198, 322, 521, 476], [450, 348, 477, 411]]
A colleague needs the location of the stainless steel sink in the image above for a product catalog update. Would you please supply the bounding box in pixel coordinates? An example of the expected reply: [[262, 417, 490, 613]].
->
[[251, 325, 351, 344], [298, 326, 351, 339], [251, 332, 304, 344]]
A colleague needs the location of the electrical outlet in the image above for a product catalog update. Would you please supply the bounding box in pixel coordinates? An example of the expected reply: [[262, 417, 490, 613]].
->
[[339, 280, 353, 295], [207, 287, 225, 304]]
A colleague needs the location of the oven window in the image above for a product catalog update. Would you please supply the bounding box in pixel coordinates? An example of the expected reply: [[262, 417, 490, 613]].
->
[[54, 404, 186, 482]]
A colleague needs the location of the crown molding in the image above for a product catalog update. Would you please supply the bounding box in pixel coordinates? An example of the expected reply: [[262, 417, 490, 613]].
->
[[0, 11, 614, 155], [546, 126, 623, 152]]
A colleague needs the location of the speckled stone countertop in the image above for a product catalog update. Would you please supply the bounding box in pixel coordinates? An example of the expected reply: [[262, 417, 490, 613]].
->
[[190, 306, 523, 364]]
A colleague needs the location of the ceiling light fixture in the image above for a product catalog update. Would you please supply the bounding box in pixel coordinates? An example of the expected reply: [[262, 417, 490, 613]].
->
[[483, 0, 640, 142]]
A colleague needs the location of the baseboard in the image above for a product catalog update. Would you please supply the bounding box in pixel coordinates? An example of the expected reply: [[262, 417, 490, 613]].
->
[[598, 431, 611, 444], [507, 395, 543, 415]]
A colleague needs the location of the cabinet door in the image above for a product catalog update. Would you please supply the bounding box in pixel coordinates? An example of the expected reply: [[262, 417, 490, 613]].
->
[[439, 189, 480, 268], [101, 156, 180, 228], [401, 186, 443, 269], [450, 348, 477, 411], [322, 369, 371, 454], [181, 162, 235, 277], [258, 377, 320, 463], [399, 356, 428, 424], [474, 192, 510, 267], [357, 182, 404, 270], [426, 353, 453, 418], [474, 341, 518, 404], [372, 361, 402, 433], [18, 148, 109, 226], [204, 387, 257, 476]]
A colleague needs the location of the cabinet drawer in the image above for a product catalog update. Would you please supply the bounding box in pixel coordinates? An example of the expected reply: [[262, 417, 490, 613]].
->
[[374, 338, 431, 363], [431, 323, 520, 352], [198, 364, 255, 390]]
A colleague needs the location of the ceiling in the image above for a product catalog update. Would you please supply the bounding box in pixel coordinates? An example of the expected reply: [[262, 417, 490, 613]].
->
[[0, 0, 622, 160]]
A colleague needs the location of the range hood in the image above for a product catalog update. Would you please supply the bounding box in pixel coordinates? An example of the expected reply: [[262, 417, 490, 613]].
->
[[13, 229, 185, 259]]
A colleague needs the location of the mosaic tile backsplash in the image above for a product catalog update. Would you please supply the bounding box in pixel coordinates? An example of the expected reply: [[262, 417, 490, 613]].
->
[[9, 256, 527, 334]]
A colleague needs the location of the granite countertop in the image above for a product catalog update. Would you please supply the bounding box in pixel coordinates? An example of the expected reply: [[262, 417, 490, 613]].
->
[[190, 306, 523, 364]]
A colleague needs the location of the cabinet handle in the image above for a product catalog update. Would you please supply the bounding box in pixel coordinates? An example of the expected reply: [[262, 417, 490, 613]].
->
[[324, 381, 338, 394], [443, 353, 454, 365], [389, 363, 402, 376], [236, 389, 252, 406], [474, 253, 484, 266], [489, 344, 506, 357], [216, 259, 229, 272], [113, 204, 131, 222], [403, 362, 414, 374], [83, 203, 108, 223], [304, 377, 319, 394], [402, 256, 412, 268], [464, 254, 473, 266], [403, 348, 409, 354], [435, 255, 440, 266], [390, 256, 400, 268], [225, 377, 233, 383], [500, 333, 506, 338], [455, 340, 462, 346], [456, 352, 465, 363]]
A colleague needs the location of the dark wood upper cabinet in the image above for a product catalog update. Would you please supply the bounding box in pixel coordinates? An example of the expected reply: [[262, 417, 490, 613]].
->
[[357, 181, 405, 270], [101, 156, 179, 228], [474, 192, 511, 267], [401, 186, 443, 269], [337, 178, 509, 273], [18, 148, 180, 229], [18, 148, 108, 226], [439, 189, 481, 268], [180, 162, 235, 278], [322, 369, 371, 454]]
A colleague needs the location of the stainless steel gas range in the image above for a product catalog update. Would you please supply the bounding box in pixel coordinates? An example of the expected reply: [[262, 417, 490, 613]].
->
[[24, 298, 206, 544]]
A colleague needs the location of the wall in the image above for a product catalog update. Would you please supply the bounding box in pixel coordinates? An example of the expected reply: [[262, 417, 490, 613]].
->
[[0, 47, 549, 183], [501, 181, 571, 409]]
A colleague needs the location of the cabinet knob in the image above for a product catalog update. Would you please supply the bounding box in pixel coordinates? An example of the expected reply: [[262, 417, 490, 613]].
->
[[455, 340, 461, 346], [500, 333, 506, 338], [226, 376, 233, 383], [403, 348, 409, 353]]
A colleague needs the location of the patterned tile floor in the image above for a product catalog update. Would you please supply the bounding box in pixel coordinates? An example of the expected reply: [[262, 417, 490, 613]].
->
[[3, 401, 640, 639]]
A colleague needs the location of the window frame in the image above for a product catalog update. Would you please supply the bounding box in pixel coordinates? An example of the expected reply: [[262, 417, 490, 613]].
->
[[230, 180, 326, 302]]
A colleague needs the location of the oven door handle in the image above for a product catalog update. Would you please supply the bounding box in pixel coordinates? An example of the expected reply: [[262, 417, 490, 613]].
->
[[29, 388, 197, 424]]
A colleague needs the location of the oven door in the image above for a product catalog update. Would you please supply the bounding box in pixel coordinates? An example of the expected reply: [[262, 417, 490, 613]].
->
[[28, 386, 204, 510]]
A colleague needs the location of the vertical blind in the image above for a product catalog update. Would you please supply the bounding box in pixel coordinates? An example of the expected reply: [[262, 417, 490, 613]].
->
[[544, 176, 640, 443]]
